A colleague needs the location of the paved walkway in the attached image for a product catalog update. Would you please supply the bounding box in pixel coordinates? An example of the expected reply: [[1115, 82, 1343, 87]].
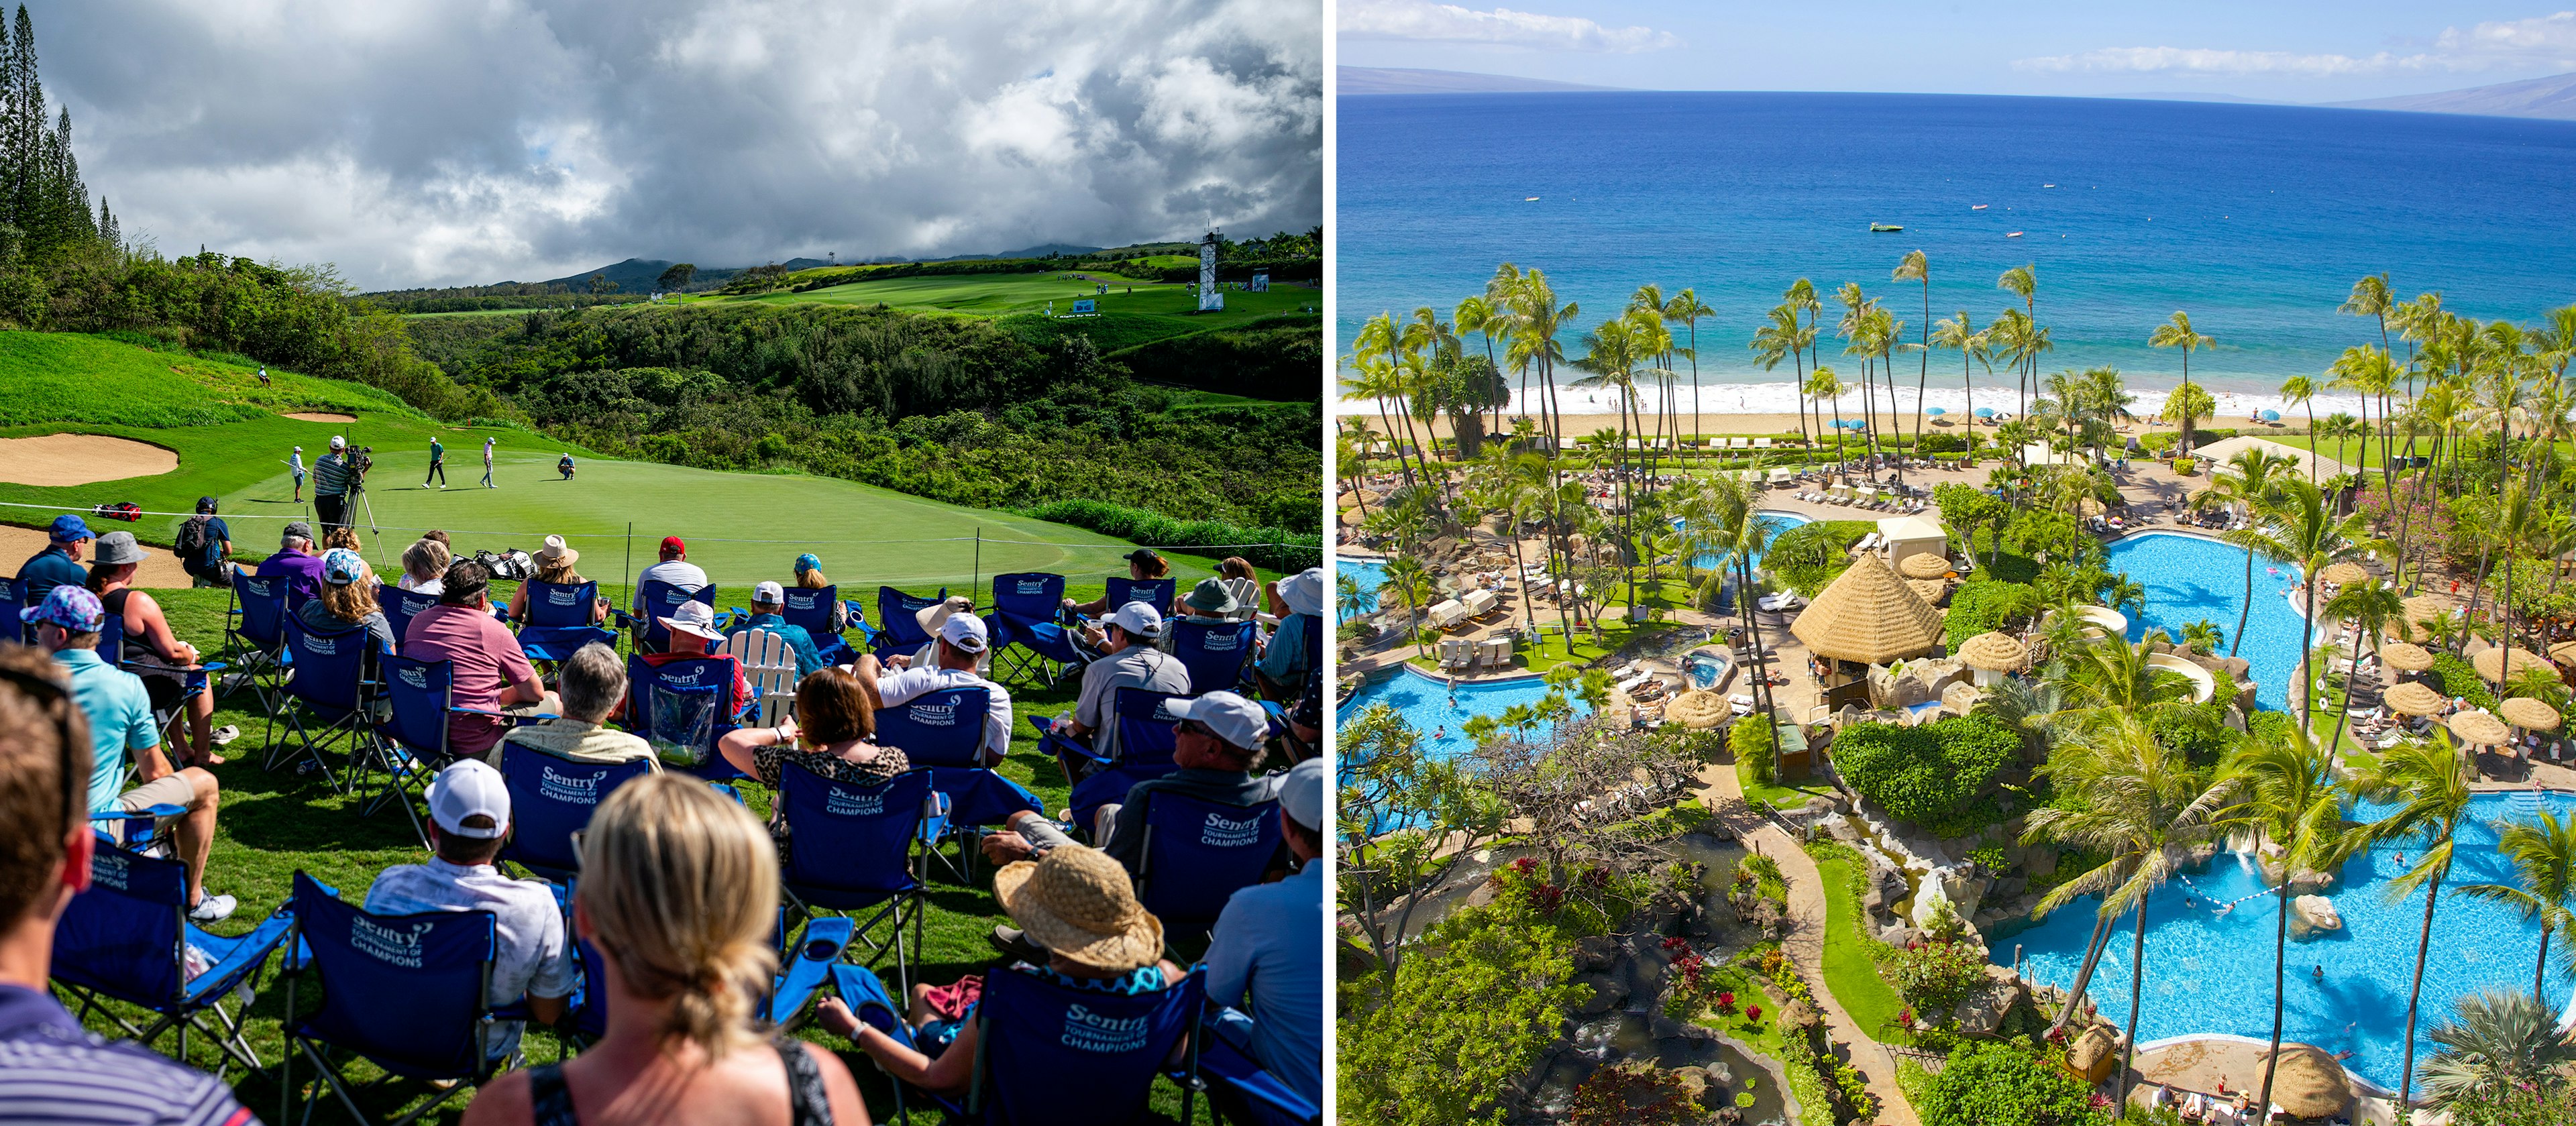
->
[[1699, 761, 1922, 1126]]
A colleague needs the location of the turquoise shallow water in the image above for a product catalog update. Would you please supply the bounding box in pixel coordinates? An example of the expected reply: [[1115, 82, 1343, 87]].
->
[[2104, 532, 2310, 712], [2003, 791, 2576, 1091], [1336, 664, 1589, 765], [1339, 557, 1389, 613], [1684, 510, 1811, 572]]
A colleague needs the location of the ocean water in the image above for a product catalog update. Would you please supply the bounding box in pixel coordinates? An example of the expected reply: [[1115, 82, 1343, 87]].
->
[[1339, 93, 2576, 418]]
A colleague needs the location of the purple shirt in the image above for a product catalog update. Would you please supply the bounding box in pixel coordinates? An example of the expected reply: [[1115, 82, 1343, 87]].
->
[[256, 549, 325, 600]]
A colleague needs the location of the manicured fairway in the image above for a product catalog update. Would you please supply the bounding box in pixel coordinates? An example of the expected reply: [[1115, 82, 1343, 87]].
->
[[722, 270, 1318, 325]]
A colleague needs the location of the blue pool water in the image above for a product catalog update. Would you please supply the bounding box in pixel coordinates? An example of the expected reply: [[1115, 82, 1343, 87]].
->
[[1336, 664, 1591, 765], [2004, 792, 2576, 1091], [1340, 557, 1389, 613], [2105, 532, 2310, 712], [1686, 510, 1812, 572]]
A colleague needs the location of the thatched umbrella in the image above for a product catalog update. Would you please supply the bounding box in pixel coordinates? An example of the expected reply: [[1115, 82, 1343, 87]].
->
[[2259, 1044, 2353, 1122], [2551, 639, 2576, 669], [1789, 554, 1945, 665], [2402, 594, 2449, 630], [2320, 561, 2369, 585], [2501, 696, 2562, 732], [1899, 553, 1953, 580], [2385, 681, 2448, 716], [2472, 646, 2551, 683], [1905, 578, 1949, 606], [2379, 642, 2435, 673], [2449, 710, 2513, 746], [1958, 631, 2031, 673], [1666, 689, 1729, 730]]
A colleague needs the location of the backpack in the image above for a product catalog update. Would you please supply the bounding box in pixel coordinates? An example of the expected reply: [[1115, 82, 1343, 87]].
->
[[174, 516, 211, 573]]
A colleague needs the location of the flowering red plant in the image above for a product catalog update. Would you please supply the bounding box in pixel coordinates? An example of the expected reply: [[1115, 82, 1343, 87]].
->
[[1745, 1004, 1762, 1023], [1715, 991, 1736, 1015]]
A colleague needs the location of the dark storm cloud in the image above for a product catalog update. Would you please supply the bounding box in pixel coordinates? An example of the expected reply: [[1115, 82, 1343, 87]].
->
[[30, 0, 1321, 288]]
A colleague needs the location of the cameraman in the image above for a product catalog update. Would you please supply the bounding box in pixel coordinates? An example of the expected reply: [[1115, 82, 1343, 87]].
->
[[313, 435, 366, 531]]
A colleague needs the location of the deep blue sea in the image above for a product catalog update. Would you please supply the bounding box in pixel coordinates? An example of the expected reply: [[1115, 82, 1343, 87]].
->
[[1338, 92, 2576, 416]]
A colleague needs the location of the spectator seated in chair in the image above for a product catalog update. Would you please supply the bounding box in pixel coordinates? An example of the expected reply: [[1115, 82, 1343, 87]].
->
[[15, 513, 94, 605], [28, 585, 235, 923], [497, 642, 657, 770], [716, 667, 909, 864], [1064, 549, 1177, 638], [985, 689, 1280, 879], [1050, 602, 1187, 777], [792, 554, 848, 631], [1174, 577, 1240, 626], [363, 759, 576, 1059], [847, 611, 1012, 768], [297, 548, 398, 659], [89, 530, 237, 769], [639, 600, 752, 718], [506, 536, 607, 625], [1203, 756, 1326, 1109], [405, 559, 559, 762], [460, 774, 867, 1126], [627, 536, 709, 641], [814, 844, 1183, 1099], [0, 646, 258, 1124], [398, 537, 451, 595], [255, 520, 326, 602], [727, 581, 827, 679], [1252, 567, 1324, 703]]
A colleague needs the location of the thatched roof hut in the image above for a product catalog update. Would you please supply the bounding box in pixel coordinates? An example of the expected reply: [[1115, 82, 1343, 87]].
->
[[1957, 632, 2031, 673], [2258, 1044, 2353, 1122], [1789, 554, 1945, 665]]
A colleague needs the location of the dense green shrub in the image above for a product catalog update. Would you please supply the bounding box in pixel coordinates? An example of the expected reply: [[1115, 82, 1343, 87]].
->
[[2149, 701, 2235, 764], [2426, 653, 2502, 713], [1017, 499, 1320, 571], [1831, 716, 2017, 830], [1917, 1041, 2107, 1126], [1729, 716, 1774, 782], [1943, 579, 2041, 650], [1766, 520, 1866, 595], [1882, 940, 1988, 1023]]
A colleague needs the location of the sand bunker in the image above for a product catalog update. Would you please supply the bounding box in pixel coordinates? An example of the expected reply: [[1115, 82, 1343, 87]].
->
[[0, 524, 191, 588], [0, 433, 179, 486], [282, 412, 356, 423]]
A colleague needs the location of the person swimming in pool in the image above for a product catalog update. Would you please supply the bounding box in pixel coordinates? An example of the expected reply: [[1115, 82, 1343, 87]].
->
[[1434, 726, 1446, 740], [2314, 965, 2324, 982]]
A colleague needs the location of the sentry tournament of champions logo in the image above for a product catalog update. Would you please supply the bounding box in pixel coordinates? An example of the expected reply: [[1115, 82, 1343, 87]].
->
[[1060, 1003, 1151, 1054], [1016, 579, 1048, 595], [539, 765, 604, 805], [907, 701, 959, 727], [826, 785, 887, 818], [352, 917, 436, 968], [1199, 811, 1266, 848]]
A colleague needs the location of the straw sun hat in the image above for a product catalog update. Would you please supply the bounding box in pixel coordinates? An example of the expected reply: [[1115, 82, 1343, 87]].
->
[[992, 845, 1164, 971]]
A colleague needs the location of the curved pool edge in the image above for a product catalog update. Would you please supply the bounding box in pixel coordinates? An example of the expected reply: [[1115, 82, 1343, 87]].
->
[[2129, 1033, 2395, 1098]]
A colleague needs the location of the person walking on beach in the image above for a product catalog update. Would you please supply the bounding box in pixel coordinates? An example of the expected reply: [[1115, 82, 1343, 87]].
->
[[480, 435, 496, 488], [288, 445, 305, 502], [424, 435, 447, 488]]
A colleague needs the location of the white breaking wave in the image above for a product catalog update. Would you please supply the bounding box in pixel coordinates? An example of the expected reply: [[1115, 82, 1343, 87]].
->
[[1340, 378, 2375, 422]]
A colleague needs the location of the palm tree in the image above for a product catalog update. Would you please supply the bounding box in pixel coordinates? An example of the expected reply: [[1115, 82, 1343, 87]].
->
[[1752, 303, 1815, 452], [2278, 376, 2319, 482], [2149, 311, 2212, 456], [2241, 477, 2379, 732], [1894, 249, 1931, 451], [1665, 288, 1715, 453], [2455, 811, 2576, 1003], [2352, 735, 2479, 1111], [1835, 282, 1880, 459], [2320, 578, 2404, 754], [2021, 714, 2231, 1105], [2218, 724, 2363, 1117], [2316, 412, 2361, 480], [1807, 367, 1849, 482], [2343, 273, 2398, 484], [1931, 311, 1986, 454], [1455, 294, 1505, 436], [1998, 264, 2038, 414], [2419, 990, 2576, 1111], [1381, 555, 1436, 663]]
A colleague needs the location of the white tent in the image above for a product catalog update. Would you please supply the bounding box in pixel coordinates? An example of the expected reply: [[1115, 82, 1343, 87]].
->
[[1875, 514, 1948, 570], [1427, 599, 1468, 629], [2195, 434, 2353, 482]]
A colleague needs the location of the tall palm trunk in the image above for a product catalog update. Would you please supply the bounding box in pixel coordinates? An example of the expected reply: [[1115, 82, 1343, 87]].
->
[[2298, 573, 2319, 733], [2233, 544, 2255, 659], [2115, 897, 2149, 1111], [2398, 860, 2449, 1111], [2047, 911, 2118, 1037], [2535, 918, 2555, 1003], [1736, 549, 1781, 775], [2325, 622, 2369, 753], [2256, 874, 2293, 1115]]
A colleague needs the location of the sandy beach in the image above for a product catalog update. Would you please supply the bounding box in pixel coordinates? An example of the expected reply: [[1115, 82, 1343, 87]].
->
[[1347, 409, 2241, 444]]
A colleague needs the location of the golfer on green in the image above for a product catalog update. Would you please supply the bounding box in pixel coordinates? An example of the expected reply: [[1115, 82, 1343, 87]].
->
[[481, 435, 496, 488], [424, 435, 447, 488]]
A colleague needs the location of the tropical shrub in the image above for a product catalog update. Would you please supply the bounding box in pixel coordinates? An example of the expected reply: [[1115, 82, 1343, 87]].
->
[[1945, 579, 2043, 650], [1831, 716, 2018, 829], [1766, 520, 1866, 595], [2426, 653, 2502, 714], [1566, 1063, 1705, 1126], [1917, 1040, 2107, 1126], [1881, 939, 1988, 1019]]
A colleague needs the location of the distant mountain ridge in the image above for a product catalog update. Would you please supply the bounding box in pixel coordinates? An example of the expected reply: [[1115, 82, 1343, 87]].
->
[[1339, 66, 1625, 95], [526, 246, 1112, 293], [2326, 70, 2576, 120]]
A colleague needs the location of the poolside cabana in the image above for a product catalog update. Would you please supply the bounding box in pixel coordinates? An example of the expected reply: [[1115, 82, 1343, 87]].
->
[[2473, 646, 2551, 683], [1957, 631, 2029, 686], [2385, 681, 2448, 717], [2196, 434, 2353, 482], [1790, 553, 1945, 667], [1875, 514, 1948, 571]]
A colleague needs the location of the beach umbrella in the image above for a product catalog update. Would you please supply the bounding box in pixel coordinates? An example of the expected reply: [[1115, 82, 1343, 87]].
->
[[1957, 631, 2031, 673], [2379, 642, 2435, 673], [2320, 561, 2368, 585], [2472, 646, 2551, 683], [1789, 554, 1945, 665], [2400, 595, 2449, 630], [2258, 1045, 2352, 1123], [1974, 406, 1994, 418], [2259, 409, 2282, 422], [2501, 696, 2562, 732], [1905, 578, 1949, 605], [1899, 553, 1954, 580], [1926, 407, 1946, 416], [2449, 710, 2513, 746], [2385, 681, 2448, 716]]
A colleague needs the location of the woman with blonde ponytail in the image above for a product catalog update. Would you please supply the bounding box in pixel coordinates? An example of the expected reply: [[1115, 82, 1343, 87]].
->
[[462, 773, 867, 1126]]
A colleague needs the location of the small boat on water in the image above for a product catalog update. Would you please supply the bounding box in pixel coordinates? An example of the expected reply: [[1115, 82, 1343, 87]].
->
[[1970, 204, 1988, 210], [1524, 196, 1540, 202], [2043, 182, 2057, 188], [1870, 223, 1902, 232], [2006, 231, 2024, 238]]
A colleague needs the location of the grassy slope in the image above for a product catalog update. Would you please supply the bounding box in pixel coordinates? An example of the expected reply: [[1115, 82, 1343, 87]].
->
[[690, 272, 1322, 365], [0, 332, 1261, 592], [1807, 844, 1910, 1044], [100, 589, 1212, 1125]]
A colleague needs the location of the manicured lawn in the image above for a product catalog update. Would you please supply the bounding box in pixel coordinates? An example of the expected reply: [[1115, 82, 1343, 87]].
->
[[1736, 756, 1837, 812], [76, 587, 1216, 1125], [1806, 843, 1912, 1046]]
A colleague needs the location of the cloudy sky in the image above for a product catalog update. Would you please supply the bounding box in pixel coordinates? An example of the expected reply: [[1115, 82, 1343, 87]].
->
[[32, 0, 1320, 290], [1340, 2, 2576, 101]]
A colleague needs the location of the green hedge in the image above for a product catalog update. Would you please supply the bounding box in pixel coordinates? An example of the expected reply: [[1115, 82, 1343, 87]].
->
[[2424, 653, 2502, 713], [1016, 498, 1321, 572], [1944, 579, 2036, 651], [1831, 716, 2017, 832]]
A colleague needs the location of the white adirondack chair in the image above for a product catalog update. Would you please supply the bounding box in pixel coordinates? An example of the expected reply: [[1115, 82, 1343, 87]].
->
[[723, 628, 800, 728]]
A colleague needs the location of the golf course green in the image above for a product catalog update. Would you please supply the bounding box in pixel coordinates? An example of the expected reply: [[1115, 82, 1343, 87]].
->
[[0, 331, 1268, 596]]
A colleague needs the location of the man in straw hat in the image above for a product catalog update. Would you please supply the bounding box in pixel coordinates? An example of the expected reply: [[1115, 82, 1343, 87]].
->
[[1203, 755, 1324, 1107], [814, 844, 1185, 1097], [1045, 602, 1187, 777], [849, 610, 1014, 767]]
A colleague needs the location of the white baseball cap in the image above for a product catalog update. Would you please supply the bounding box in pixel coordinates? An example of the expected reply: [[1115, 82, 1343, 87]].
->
[[1106, 601, 1165, 640], [941, 611, 989, 654], [329, 435, 346, 449], [1167, 690, 1269, 752], [1279, 756, 1325, 831], [427, 759, 511, 839], [753, 580, 784, 604], [659, 599, 723, 642]]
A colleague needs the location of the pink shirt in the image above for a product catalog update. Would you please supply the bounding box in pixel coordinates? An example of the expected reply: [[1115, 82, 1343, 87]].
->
[[403, 603, 538, 754]]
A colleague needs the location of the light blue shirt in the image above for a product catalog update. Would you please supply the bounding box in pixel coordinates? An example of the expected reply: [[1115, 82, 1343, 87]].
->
[[364, 857, 575, 1059], [56, 649, 158, 813], [1202, 860, 1322, 1105], [1254, 613, 1316, 683]]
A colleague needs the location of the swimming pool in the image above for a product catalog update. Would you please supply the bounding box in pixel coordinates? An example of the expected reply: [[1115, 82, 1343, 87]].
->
[[2104, 532, 2311, 712], [1686, 510, 1813, 571], [1336, 663, 1591, 764], [1340, 557, 1389, 613], [2003, 791, 2575, 1090]]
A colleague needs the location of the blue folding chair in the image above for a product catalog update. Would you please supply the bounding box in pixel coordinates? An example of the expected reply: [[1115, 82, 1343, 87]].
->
[[1136, 791, 1285, 934], [225, 571, 296, 730], [50, 838, 296, 1084], [619, 579, 720, 654], [0, 574, 25, 643], [271, 618, 379, 789], [98, 613, 227, 754], [1190, 1016, 1324, 1126], [496, 744, 655, 883], [282, 872, 517, 1126], [1040, 687, 1189, 835], [775, 763, 941, 998], [360, 654, 469, 843], [515, 579, 615, 663], [1171, 620, 1260, 695], [877, 684, 1038, 880], [381, 585, 441, 655], [988, 573, 1085, 686], [625, 654, 746, 781], [873, 586, 946, 659], [830, 962, 1203, 1126], [1105, 575, 1175, 613], [780, 583, 857, 665]]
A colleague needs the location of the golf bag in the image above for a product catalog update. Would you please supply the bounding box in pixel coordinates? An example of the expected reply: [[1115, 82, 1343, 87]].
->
[[475, 549, 536, 581]]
